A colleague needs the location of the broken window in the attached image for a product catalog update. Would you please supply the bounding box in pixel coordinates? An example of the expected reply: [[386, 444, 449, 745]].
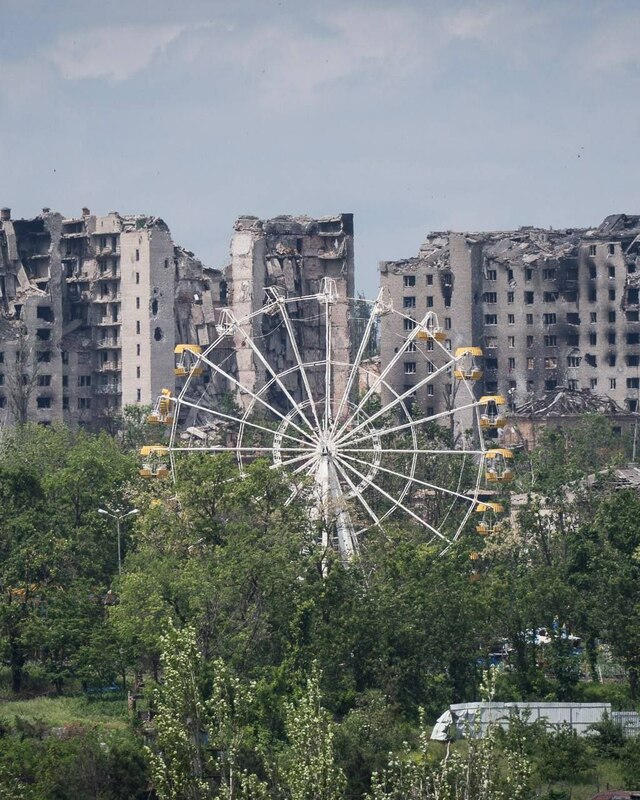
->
[[403, 296, 416, 309], [37, 397, 51, 409], [543, 268, 556, 280], [485, 381, 498, 393], [526, 336, 534, 347], [484, 314, 497, 325], [485, 357, 498, 370], [154, 327, 164, 341], [526, 268, 533, 281], [609, 289, 616, 301], [36, 329, 50, 341], [588, 288, 597, 302], [508, 269, 514, 281], [543, 313, 556, 325], [609, 265, 616, 278], [486, 270, 497, 281], [37, 375, 51, 387], [403, 275, 415, 288], [608, 331, 616, 344], [627, 310, 640, 322], [627, 355, 640, 366], [37, 351, 51, 363], [403, 318, 416, 331], [543, 292, 558, 302], [545, 379, 558, 390], [544, 357, 557, 369], [544, 335, 557, 347], [567, 356, 581, 367], [609, 244, 616, 256], [608, 354, 617, 366], [585, 354, 597, 367], [627, 332, 640, 345], [589, 333, 597, 345], [589, 244, 597, 256], [609, 311, 616, 323], [524, 291, 534, 304], [566, 313, 580, 325], [426, 275, 433, 286], [628, 399, 639, 412], [527, 380, 535, 391], [404, 362, 416, 374], [483, 292, 497, 304], [36, 306, 53, 321]]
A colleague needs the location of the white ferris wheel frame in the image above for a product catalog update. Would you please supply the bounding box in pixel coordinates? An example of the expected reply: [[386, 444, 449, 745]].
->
[[166, 282, 489, 560]]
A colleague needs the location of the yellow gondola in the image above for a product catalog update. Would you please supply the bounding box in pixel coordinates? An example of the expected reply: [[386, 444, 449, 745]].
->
[[416, 312, 446, 342], [139, 445, 169, 478], [479, 395, 507, 429], [454, 346, 483, 380], [485, 449, 514, 483], [174, 344, 204, 377], [147, 388, 174, 425], [475, 501, 504, 535]]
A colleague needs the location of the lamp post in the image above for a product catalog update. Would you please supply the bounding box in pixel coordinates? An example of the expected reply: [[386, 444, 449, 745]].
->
[[98, 506, 139, 574]]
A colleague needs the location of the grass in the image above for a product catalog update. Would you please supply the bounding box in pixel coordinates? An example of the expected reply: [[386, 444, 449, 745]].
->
[[0, 694, 130, 733]]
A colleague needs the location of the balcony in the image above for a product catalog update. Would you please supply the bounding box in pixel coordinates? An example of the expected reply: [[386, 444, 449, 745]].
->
[[96, 338, 120, 349], [94, 294, 121, 303], [94, 319, 121, 327], [96, 362, 120, 373]]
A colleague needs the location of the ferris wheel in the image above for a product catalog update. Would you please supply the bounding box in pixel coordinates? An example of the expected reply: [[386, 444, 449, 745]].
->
[[142, 279, 512, 561]]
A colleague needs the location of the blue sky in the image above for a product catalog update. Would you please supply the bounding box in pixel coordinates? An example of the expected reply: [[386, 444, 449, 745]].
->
[[1, 0, 639, 296]]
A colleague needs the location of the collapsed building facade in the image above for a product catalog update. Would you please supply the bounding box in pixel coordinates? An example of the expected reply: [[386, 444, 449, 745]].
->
[[379, 214, 640, 422], [0, 207, 221, 428]]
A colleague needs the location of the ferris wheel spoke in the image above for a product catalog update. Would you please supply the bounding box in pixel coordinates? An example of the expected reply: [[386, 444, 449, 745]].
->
[[192, 350, 317, 443], [232, 321, 318, 437], [323, 285, 333, 430], [339, 447, 486, 456], [169, 446, 311, 453], [335, 358, 459, 446], [331, 457, 383, 529], [277, 451, 320, 469], [334, 455, 450, 543], [338, 453, 476, 504], [275, 297, 323, 432], [338, 400, 480, 448], [173, 395, 313, 448], [333, 308, 435, 441], [330, 289, 384, 436]]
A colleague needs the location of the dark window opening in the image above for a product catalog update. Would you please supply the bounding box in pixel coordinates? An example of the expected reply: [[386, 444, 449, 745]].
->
[[154, 327, 164, 341], [36, 306, 54, 321], [151, 299, 159, 315], [36, 329, 50, 341]]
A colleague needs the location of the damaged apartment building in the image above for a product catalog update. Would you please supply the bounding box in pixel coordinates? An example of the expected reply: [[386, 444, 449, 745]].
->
[[0, 207, 354, 429], [221, 214, 354, 412], [0, 207, 221, 428], [379, 214, 640, 419]]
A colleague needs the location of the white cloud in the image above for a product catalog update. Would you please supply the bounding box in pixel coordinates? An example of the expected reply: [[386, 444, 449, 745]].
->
[[443, 5, 500, 41], [223, 7, 427, 100], [46, 24, 186, 81]]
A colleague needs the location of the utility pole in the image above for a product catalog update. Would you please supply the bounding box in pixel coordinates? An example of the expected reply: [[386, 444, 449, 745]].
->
[[98, 506, 139, 574]]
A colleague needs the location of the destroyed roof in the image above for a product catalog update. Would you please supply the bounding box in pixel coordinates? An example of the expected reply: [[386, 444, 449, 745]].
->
[[515, 388, 630, 418], [592, 214, 640, 238]]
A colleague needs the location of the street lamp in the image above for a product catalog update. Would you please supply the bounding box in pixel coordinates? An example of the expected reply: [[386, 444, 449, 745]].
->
[[98, 506, 139, 574]]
